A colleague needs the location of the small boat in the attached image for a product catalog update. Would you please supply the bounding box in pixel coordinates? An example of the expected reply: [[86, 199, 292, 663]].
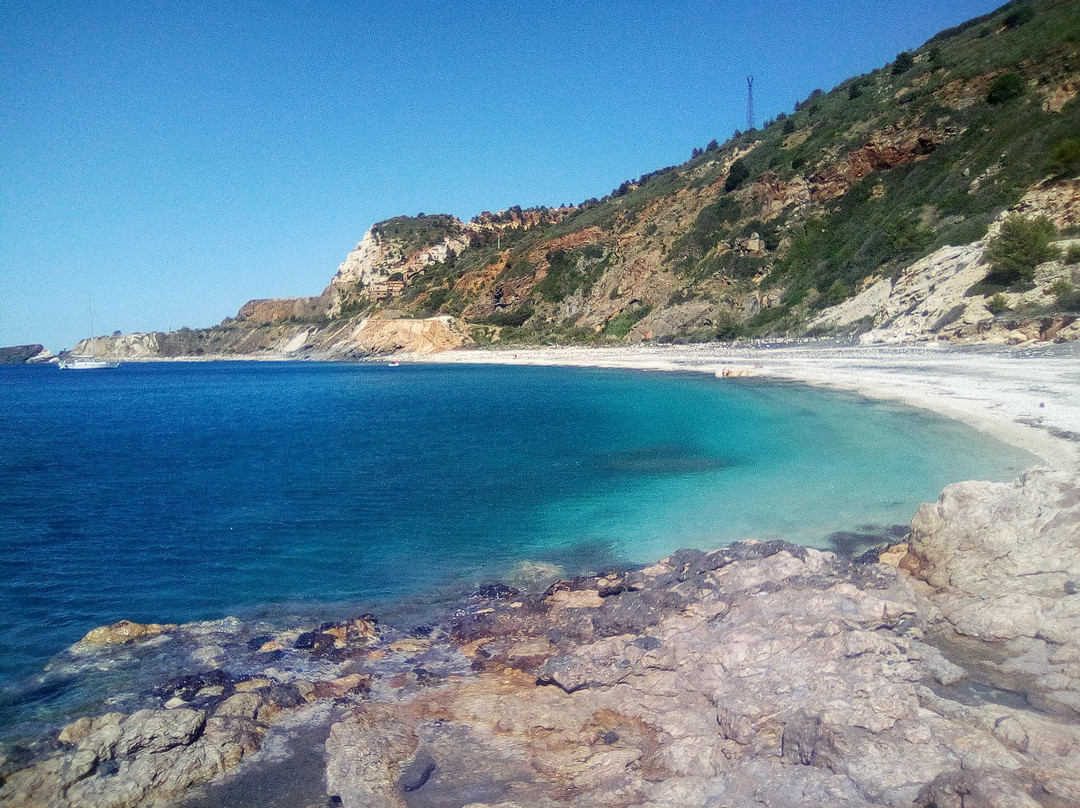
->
[[60, 301, 119, 370], [387, 361, 401, 367]]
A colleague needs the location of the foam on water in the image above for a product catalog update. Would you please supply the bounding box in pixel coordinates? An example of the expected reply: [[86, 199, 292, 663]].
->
[[0, 361, 1035, 735]]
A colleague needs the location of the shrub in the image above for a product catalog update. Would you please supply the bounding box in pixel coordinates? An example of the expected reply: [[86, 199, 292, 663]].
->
[[1050, 138, 1080, 178], [1057, 289, 1080, 312], [884, 215, 935, 258], [984, 215, 1060, 285], [603, 305, 651, 338], [987, 293, 1010, 313], [1003, 3, 1035, 28], [1050, 278, 1080, 312], [821, 280, 851, 305], [744, 305, 791, 333], [892, 51, 915, 75], [987, 72, 1026, 105], [1066, 245, 1080, 265], [1049, 278, 1072, 297], [714, 311, 745, 341], [420, 287, 450, 313], [484, 307, 534, 328], [533, 247, 605, 303], [724, 158, 751, 192]]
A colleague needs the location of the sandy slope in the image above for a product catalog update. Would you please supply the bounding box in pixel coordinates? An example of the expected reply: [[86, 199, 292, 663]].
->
[[421, 341, 1080, 472]]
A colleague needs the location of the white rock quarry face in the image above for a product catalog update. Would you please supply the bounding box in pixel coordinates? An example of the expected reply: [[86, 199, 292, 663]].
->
[[328, 229, 382, 291], [808, 243, 995, 344], [323, 224, 474, 318]]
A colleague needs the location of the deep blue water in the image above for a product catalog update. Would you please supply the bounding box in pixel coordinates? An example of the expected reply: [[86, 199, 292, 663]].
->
[[0, 361, 1034, 732]]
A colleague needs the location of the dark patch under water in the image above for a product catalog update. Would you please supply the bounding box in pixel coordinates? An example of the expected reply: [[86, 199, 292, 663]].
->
[[600, 443, 731, 475], [826, 524, 911, 557]]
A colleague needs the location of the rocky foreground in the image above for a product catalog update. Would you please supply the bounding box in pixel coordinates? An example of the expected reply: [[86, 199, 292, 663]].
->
[[2, 469, 1079, 808]]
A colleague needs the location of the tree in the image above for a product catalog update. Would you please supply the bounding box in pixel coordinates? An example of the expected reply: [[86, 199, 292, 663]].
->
[[1003, 3, 1035, 28], [892, 51, 915, 75], [987, 72, 1026, 105], [724, 158, 751, 192], [984, 215, 1060, 285], [1050, 138, 1080, 178]]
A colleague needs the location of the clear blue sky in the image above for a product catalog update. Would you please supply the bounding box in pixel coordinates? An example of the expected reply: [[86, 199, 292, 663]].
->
[[2, 0, 1004, 351]]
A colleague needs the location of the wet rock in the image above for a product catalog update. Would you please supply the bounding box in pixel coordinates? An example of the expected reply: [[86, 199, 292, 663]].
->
[[395, 748, 436, 793], [76, 620, 175, 647], [473, 582, 519, 600], [152, 668, 235, 701], [8, 472, 1080, 808], [0, 675, 319, 807], [266, 682, 305, 709], [319, 521, 1080, 807]]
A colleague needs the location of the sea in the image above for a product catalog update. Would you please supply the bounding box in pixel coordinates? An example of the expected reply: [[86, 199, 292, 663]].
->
[[0, 360, 1035, 739]]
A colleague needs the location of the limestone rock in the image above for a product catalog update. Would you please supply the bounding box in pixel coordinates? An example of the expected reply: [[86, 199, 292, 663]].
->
[[908, 468, 1080, 716], [810, 178, 1080, 345], [7, 474, 1080, 808], [321, 534, 1080, 807], [325, 704, 421, 808]]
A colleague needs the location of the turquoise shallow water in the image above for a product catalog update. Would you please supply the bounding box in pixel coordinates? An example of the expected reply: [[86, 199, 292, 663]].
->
[[0, 360, 1034, 732]]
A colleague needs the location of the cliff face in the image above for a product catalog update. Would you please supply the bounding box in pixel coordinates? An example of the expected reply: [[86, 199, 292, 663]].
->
[[0, 344, 53, 364], [80, 313, 469, 360], [83, 0, 1080, 359]]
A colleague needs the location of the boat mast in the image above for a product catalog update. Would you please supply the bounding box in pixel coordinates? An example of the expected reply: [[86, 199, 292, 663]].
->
[[88, 298, 96, 358]]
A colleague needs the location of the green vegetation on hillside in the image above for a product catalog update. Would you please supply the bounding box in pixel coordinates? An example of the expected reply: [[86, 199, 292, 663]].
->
[[371, 214, 462, 253], [976, 215, 1061, 290], [360, 0, 1080, 343]]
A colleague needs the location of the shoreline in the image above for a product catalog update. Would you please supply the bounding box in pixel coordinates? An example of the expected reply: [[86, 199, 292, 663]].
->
[[35, 339, 1080, 469], [419, 340, 1080, 472]]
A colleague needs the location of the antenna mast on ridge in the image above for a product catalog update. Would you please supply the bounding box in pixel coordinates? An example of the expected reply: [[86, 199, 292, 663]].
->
[[746, 75, 755, 131]]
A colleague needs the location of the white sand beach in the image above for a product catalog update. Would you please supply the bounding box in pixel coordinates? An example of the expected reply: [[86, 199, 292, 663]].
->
[[422, 341, 1080, 472]]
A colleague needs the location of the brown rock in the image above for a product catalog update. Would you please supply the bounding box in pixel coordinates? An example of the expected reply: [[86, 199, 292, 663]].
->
[[77, 619, 174, 646]]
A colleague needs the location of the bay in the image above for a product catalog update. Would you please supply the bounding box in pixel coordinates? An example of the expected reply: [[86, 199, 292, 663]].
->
[[0, 361, 1034, 734]]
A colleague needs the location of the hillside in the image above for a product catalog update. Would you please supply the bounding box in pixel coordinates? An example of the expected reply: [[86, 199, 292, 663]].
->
[[80, 0, 1080, 360]]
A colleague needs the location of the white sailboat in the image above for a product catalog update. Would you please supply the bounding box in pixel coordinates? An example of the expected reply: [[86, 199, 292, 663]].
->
[[59, 301, 119, 370]]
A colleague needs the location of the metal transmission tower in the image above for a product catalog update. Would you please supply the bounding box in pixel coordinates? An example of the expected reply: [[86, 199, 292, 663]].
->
[[746, 76, 755, 131]]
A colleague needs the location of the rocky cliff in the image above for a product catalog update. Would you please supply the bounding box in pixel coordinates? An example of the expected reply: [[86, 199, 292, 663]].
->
[[75, 0, 1080, 359], [0, 344, 54, 364], [3, 469, 1080, 808]]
